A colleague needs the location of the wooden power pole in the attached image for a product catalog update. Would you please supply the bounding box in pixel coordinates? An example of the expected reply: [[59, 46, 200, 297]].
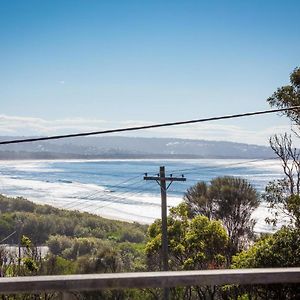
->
[[144, 166, 186, 299]]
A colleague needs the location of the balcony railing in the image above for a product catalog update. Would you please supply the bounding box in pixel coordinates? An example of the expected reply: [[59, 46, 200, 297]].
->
[[0, 268, 300, 295]]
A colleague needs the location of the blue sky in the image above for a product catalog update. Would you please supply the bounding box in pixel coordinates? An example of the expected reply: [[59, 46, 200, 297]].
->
[[0, 0, 299, 145]]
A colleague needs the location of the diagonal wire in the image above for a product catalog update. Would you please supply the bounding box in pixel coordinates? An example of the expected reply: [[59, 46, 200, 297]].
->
[[168, 157, 277, 175], [0, 106, 299, 145]]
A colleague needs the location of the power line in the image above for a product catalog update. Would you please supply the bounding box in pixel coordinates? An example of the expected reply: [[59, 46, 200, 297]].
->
[[0, 158, 278, 223], [56, 174, 143, 209], [168, 157, 277, 175], [75, 192, 161, 211], [61, 188, 160, 214], [41, 155, 276, 213], [70, 182, 158, 204], [58, 180, 151, 210], [1, 157, 280, 214], [63, 179, 163, 213], [0, 231, 17, 243], [0, 158, 282, 219], [37, 157, 281, 212], [16, 176, 150, 213], [0, 106, 299, 145]]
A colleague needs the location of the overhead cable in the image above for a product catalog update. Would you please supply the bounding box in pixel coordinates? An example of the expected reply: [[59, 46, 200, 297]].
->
[[168, 157, 277, 174], [0, 106, 299, 145]]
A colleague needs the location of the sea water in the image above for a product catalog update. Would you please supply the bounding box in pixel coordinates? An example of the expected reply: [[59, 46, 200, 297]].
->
[[0, 159, 283, 232]]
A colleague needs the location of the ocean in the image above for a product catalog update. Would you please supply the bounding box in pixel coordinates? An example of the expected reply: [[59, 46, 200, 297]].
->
[[0, 158, 283, 232]]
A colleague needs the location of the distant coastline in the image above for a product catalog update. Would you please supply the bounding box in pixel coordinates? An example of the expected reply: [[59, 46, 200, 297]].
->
[[0, 136, 275, 160], [0, 151, 276, 160], [0, 158, 281, 232]]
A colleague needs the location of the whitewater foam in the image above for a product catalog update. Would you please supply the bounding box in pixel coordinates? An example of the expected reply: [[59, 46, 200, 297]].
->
[[0, 159, 284, 231]]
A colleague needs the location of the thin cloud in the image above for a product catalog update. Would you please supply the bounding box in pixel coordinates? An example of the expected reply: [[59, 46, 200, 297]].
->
[[120, 121, 292, 145], [0, 115, 108, 135], [0, 114, 295, 146]]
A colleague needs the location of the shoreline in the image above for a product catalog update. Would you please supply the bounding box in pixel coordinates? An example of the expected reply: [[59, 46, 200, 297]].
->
[[0, 158, 282, 233]]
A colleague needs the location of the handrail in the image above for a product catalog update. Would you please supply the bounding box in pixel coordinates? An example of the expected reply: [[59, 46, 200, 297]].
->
[[0, 268, 300, 294]]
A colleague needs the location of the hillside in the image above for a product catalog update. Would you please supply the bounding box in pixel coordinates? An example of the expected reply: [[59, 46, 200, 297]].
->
[[0, 136, 274, 159], [0, 194, 147, 246]]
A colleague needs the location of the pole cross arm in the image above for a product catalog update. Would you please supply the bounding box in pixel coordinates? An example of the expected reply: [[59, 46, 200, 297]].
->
[[144, 176, 186, 182], [143, 166, 187, 300]]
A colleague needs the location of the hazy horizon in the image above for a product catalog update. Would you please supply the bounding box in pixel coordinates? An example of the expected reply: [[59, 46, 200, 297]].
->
[[1, 1, 299, 145]]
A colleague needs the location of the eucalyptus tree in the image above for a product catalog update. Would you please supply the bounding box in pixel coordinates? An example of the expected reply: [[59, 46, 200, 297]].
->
[[146, 203, 228, 299], [184, 176, 260, 255], [267, 67, 300, 124], [265, 67, 300, 227]]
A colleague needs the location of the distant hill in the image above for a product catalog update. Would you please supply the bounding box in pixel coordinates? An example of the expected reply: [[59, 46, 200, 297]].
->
[[0, 136, 275, 159]]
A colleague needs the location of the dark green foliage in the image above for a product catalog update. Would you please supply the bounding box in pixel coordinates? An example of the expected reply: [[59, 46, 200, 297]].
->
[[118, 242, 146, 271], [267, 67, 300, 124], [0, 194, 148, 293], [146, 203, 228, 270], [22, 257, 38, 272], [231, 226, 300, 299], [0, 195, 148, 299], [0, 195, 35, 213], [76, 246, 122, 273], [184, 176, 259, 255], [119, 228, 145, 243], [146, 203, 229, 299], [0, 194, 147, 245], [47, 235, 73, 256], [41, 255, 76, 275], [233, 226, 300, 268], [0, 215, 14, 239]]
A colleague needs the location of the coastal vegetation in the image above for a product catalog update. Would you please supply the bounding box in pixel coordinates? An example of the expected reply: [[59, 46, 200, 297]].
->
[[183, 176, 259, 257], [0, 195, 148, 298], [1, 183, 299, 299], [0, 194, 147, 245], [0, 67, 299, 298]]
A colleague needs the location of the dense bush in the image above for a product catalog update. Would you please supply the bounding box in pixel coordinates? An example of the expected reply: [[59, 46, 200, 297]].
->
[[0, 194, 147, 245]]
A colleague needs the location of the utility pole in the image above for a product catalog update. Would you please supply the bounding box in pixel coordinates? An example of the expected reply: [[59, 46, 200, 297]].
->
[[144, 166, 186, 300], [16, 219, 23, 275]]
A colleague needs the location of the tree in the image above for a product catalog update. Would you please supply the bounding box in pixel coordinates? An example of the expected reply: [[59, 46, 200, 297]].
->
[[232, 226, 300, 299], [263, 134, 300, 227], [267, 67, 300, 125], [146, 204, 228, 299], [146, 203, 228, 270], [184, 176, 259, 255], [2, 235, 42, 277], [265, 67, 300, 228], [183, 181, 213, 218]]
